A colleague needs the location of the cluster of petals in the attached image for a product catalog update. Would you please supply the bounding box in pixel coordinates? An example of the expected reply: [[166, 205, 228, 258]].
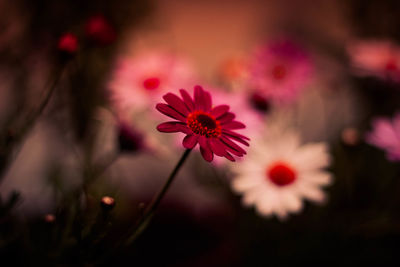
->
[[247, 39, 313, 104], [156, 85, 249, 162], [108, 52, 195, 114], [347, 40, 400, 82], [366, 114, 400, 161], [231, 125, 331, 220]]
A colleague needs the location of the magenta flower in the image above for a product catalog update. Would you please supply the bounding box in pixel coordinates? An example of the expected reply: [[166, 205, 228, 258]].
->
[[247, 39, 313, 104], [156, 86, 250, 162], [366, 114, 400, 161]]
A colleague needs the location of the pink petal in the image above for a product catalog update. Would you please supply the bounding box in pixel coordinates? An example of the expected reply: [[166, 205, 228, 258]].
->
[[203, 90, 212, 112], [218, 112, 235, 124], [220, 136, 247, 155], [156, 103, 186, 122], [157, 122, 190, 133], [194, 85, 205, 110], [182, 134, 198, 149], [163, 93, 190, 116], [211, 105, 230, 118], [222, 129, 250, 143], [224, 152, 235, 161], [198, 136, 214, 162], [209, 138, 227, 156], [222, 120, 246, 129], [180, 89, 195, 111]]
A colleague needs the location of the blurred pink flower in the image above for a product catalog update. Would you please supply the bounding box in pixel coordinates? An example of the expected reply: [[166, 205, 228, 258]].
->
[[366, 114, 400, 161], [85, 15, 116, 45], [156, 85, 249, 162], [347, 40, 400, 82], [231, 125, 332, 220], [108, 52, 196, 115], [58, 32, 78, 54], [247, 39, 313, 104]]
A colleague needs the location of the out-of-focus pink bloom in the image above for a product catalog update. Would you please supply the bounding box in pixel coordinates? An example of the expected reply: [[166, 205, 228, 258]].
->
[[108, 52, 196, 114], [347, 40, 400, 82], [247, 39, 313, 104], [211, 87, 264, 139], [366, 114, 400, 161], [58, 33, 78, 54], [156, 85, 250, 162], [85, 15, 116, 45]]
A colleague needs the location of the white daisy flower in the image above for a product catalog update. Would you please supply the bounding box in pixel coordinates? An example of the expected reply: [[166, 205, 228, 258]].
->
[[231, 125, 332, 220]]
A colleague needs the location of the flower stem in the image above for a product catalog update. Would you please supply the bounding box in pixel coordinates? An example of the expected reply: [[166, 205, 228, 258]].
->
[[0, 64, 67, 184], [125, 148, 192, 245]]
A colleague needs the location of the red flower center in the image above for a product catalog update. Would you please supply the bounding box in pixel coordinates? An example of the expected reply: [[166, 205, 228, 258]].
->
[[143, 77, 161, 90], [187, 111, 221, 138], [271, 64, 287, 80], [267, 162, 297, 186]]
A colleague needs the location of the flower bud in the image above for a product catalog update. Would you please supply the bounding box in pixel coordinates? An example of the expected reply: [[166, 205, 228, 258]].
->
[[101, 196, 115, 211], [57, 33, 78, 54]]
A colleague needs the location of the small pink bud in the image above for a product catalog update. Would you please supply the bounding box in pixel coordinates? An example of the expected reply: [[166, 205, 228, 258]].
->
[[58, 33, 78, 54], [85, 15, 116, 45]]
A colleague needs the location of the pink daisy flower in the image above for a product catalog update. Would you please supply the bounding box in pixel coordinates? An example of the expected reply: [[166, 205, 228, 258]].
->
[[247, 39, 313, 104], [366, 114, 400, 161], [108, 52, 196, 114], [156, 85, 250, 162], [347, 40, 400, 82]]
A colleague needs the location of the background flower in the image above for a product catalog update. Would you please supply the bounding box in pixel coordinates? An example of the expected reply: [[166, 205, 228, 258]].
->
[[366, 113, 400, 161], [231, 124, 332, 220], [246, 39, 313, 105]]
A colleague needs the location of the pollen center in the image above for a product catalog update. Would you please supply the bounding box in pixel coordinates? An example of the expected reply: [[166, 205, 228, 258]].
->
[[143, 77, 161, 90], [187, 111, 221, 137], [267, 161, 297, 186], [271, 64, 287, 80]]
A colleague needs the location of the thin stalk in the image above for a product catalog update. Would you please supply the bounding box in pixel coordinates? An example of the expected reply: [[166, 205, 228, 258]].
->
[[125, 148, 192, 245], [0, 64, 67, 184]]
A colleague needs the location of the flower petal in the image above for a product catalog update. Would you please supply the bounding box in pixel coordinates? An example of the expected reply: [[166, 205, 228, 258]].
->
[[211, 105, 230, 118], [182, 134, 199, 149], [222, 120, 246, 129], [157, 122, 190, 133], [217, 112, 235, 124], [220, 136, 247, 155], [180, 89, 195, 110], [156, 103, 186, 122], [198, 136, 214, 162], [222, 129, 250, 146], [203, 90, 212, 112], [194, 85, 205, 110], [209, 138, 227, 156], [163, 93, 190, 116]]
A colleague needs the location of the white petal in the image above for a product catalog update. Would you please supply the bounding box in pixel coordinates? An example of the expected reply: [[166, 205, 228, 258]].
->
[[299, 171, 332, 186], [231, 175, 263, 192]]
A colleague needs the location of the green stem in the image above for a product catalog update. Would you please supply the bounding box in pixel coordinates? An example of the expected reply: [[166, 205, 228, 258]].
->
[[125, 148, 192, 245]]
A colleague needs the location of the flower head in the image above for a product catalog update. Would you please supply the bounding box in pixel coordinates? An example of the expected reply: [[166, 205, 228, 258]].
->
[[347, 40, 400, 82], [366, 114, 400, 161], [58, 33, 78, 54], [231, 126, 331, 220], [108, 52, 195, 114], [247, 39, 313, 104], [85, 15, 116, 45], [156, 85, 250, 162]]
